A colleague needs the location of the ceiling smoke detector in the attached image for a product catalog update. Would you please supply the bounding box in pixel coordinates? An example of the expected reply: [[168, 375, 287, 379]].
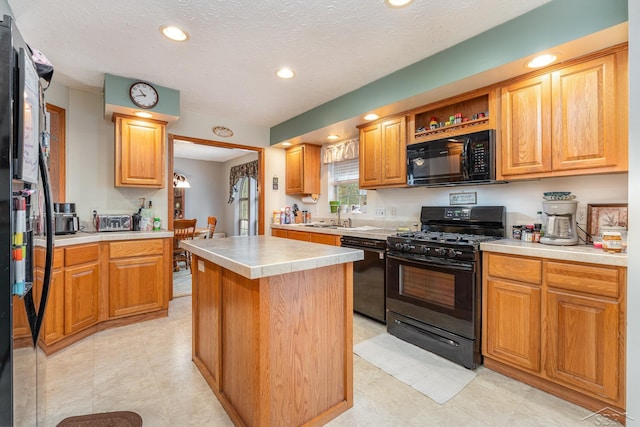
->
[[212, 126, 234, 137]]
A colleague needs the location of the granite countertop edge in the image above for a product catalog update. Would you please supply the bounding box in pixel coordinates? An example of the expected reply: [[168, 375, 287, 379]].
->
[[35, 230, 174, 247], [270, 223, 399, 241], [480, 239, 627, 267], [181, 235, 364, 279]]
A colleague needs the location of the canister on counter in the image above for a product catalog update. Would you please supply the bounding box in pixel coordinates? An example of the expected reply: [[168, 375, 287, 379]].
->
[[602, 232, 623, 253]]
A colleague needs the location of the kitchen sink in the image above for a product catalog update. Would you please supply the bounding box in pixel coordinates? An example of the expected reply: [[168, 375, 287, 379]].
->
[[304, 224, 339, 229]]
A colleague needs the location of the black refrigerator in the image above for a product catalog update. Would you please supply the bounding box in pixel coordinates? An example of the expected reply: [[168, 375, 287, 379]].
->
[[0, 15, 54, 427]]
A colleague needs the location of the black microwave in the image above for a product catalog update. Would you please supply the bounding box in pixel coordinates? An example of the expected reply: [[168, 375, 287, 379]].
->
[[407, 129, 496, 186]]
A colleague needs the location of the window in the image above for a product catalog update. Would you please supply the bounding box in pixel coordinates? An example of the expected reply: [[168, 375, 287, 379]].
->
[[330, 159, 366, 211], [238, 177, 250, 236]]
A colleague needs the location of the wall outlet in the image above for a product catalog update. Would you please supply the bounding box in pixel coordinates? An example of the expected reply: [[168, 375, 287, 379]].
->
[[375, 208, 386, 217], [576, 204, 587, 224], [390, 207, 397, 218]]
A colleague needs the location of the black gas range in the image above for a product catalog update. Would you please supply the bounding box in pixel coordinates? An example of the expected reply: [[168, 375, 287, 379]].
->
[[388, 205, 505, 259], [386, 206, 505, 369]]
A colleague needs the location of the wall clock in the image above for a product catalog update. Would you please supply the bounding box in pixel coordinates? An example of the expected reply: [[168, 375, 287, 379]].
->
[[129, 81, 159, 109]]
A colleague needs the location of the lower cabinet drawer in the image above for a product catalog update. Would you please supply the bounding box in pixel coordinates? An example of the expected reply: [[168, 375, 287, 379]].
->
[[545, 261, 619, 298], [109, 239, 164, 258]]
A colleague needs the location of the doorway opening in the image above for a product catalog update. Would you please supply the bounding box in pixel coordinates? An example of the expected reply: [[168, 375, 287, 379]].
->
[[167, 134, 265, 236]]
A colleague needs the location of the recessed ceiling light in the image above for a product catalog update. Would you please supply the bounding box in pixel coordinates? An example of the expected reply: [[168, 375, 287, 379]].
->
[[385, 0, 413, 8], [160, 25, 189, 42], [281, 141, 292, 147], [327, 135, 339, 141], [276, 68, 295, 79], [527, 54, 557, 68], [364, 113, 379, 121]]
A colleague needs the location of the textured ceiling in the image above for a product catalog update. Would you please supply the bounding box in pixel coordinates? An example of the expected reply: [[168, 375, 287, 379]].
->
[[173, 139, 255, 162], [8, 0, 549, 130]]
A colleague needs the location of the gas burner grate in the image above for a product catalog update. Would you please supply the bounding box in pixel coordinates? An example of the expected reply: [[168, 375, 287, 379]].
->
[[395, 231, 500, 245]]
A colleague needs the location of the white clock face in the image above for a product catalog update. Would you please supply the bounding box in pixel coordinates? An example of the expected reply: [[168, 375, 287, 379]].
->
[[129, 82, 159, 109]]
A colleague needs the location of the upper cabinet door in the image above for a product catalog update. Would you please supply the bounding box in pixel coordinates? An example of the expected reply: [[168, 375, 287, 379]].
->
[[499, 46, 627, 180], [359, 123, 382, 188], [359, 117, 406, 189], [381, 117, 407, 185], [113, 114, 167, 188], [500, 74, 552, 176], [285, 143, 321, 195], [551, 54, 620, 172]]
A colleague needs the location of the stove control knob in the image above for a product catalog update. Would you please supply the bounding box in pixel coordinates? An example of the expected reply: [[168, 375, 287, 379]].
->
[[394, 243, 404, 250], [403, 244, 414, 251], [421, 246, 430, 254], [433, 247, 444, 256], [447, 249, 457, 258]]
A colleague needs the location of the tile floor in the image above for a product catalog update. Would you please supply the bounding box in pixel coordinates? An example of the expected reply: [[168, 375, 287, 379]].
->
[[38, 296, 615, 426]]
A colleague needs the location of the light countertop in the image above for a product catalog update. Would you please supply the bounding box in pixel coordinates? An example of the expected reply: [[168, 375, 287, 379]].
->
[[181, 235, 364, 279], [271, 223, 399, 241], [480, 239, 627, 267], [36, 230, 174, 247]]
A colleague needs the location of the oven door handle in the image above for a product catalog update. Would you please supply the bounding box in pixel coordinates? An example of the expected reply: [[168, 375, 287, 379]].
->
[[386, 253, 474, 271], [394, 319, 459, 347]]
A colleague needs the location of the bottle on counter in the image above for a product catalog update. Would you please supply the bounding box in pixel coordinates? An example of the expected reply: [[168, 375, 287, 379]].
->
[[534, 211, 545, 237], [140, 200, 154, 231]]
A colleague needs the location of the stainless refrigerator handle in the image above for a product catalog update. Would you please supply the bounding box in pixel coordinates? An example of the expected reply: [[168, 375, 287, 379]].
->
[[31, 142, 54, 346]]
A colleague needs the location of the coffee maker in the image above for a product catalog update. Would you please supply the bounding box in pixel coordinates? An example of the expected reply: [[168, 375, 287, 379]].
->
[[539, 200, 578, 246]]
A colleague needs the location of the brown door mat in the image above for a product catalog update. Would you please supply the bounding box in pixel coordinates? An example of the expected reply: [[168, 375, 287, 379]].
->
[[56, 411, 142, 427]]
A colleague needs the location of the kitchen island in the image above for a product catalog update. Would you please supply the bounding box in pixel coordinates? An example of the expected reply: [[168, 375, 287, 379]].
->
[[180, 236, 363, 427]]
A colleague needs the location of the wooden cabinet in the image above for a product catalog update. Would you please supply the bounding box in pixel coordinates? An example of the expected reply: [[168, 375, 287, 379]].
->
[[407, 90, 497, 145], [113, 113, 167, 188], [358, 116, 406, 188], [482, 252, 626, 414], [35, 237, 171, 355], [484, 254, 542, 372], [108, 239, 169, 318], [37, 247, 66, 345], [544, 261, 622, 402], [271, 228, 341, 246], [63, 245, 100, 336], [192, 259, 221, 388], [499, 46, 628, 180], [271, 228, 288, 238], [285, 143, 321, 195], [35, 245, 99, 346]]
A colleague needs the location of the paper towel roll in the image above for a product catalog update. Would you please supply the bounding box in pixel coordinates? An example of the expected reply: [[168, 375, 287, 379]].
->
[[301, 194, 319, 204]]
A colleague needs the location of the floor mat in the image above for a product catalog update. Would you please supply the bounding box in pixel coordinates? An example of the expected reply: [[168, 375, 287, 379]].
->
[[56, 411, 142, 427], [354, 333, 476, 404]]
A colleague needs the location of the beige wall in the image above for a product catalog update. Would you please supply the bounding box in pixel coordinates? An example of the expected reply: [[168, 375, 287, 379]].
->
[[44, 84, 276, 230]]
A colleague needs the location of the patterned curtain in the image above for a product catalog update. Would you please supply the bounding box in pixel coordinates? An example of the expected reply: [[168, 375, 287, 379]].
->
[[228, 160, 258, 203], [321, 138, 359, 164]]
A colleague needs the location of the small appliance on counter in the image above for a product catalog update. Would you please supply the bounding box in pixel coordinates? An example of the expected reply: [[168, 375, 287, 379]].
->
[[95, 214, 132, 232], [539, 194, 578, 246], [53, 202, 79, 235]]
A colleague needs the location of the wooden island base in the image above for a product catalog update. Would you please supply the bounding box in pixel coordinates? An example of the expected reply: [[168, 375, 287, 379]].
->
[[192, 256, 354, 427]]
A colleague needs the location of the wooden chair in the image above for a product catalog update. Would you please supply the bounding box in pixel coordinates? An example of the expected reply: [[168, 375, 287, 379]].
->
[[205, 216, 217, 238], [173, 218, 197, 272]]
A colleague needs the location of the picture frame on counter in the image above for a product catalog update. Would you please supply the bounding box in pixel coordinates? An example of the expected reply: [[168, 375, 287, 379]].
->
[[586, 203, 628, 243]]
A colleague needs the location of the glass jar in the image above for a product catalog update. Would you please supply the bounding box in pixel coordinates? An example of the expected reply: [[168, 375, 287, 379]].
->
[[512, 225, 522, 240], [602, 232, 622, 253]]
